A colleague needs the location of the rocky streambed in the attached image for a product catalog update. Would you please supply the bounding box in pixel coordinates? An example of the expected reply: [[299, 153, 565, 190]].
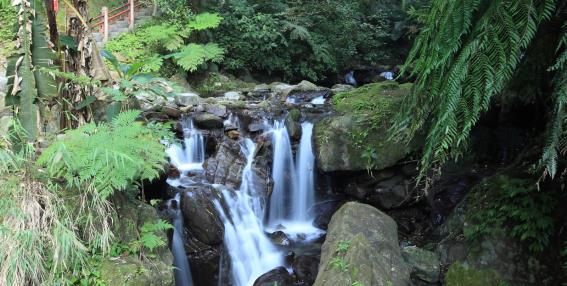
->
[[96, 75, 562, 286]]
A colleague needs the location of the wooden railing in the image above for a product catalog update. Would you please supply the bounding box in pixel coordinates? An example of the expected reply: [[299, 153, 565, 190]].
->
[[90, 0, 146, 43]]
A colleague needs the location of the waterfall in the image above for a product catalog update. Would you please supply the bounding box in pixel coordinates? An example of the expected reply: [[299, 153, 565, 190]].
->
[[291, 122, 315, 221], [166, 119, 205, 172], [214, 139, 283, 286], [267, 120, 297, 223], [266, 120, 324, 240], [168, 193, 194, 286]]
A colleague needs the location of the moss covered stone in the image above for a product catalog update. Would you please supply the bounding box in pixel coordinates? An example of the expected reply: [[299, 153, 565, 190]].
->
[[100, 255, 174, 286], [445, 263, 504, 286], [314, 82, 417, 172]]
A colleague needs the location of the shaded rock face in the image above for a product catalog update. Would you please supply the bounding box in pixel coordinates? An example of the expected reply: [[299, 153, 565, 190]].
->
[[314, 202, 410, 286], [180, 187, 224, 245], [327, 166, 418, 211], [101, 195, 173, 285], [401, 246, 440, 283], [433, 178, 552, 286], [253, 267, 294, 286], [311, 198, 346, 230], [204, 139, 247, 189], [293, 255, 320, 285]]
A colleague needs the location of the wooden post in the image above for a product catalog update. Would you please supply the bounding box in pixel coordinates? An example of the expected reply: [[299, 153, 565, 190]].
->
[[102, 6, 109, 43], [129, 0, 135, 30]]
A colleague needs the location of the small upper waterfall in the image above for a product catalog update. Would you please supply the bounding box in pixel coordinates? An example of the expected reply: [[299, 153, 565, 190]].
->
[[267, 120, 297, 223], [168, 194, 194, 286], [166, 119, 205, 172], [214, 139, 283, 286], [291, 122, 316, 221]]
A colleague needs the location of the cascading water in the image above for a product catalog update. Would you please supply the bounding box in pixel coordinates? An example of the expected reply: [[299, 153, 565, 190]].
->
[[168, 193, 194, 286], [291, 122, 316, 221], [166, 119, 205, 172], [267, 120, 324, 240], [214, 139, 283, 286], [267, 120, 297, 223]]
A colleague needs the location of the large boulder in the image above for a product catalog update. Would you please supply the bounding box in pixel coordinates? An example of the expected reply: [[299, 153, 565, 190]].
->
[[313, 202, 410, 286], [193, 113, 224, 129], [180, 187, 224, 245], [314, 82, 418, 172]]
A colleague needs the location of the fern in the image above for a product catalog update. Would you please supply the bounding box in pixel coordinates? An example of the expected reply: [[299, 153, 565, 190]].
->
[[187, 12, 223, 31], [37, 110, 169, 199], [167, 43, 225, 72], [129, 220, 172, 253], [393, 0, 559, 178]]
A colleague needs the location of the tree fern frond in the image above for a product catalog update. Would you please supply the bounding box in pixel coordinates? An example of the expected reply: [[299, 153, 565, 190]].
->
[[394, 0, 558, 178]]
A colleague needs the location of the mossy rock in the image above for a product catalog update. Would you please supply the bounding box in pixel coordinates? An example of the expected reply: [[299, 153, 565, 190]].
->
[[314, 82, 418, 172], [445, 263, 504, 286], [100, 255, 174, 286]]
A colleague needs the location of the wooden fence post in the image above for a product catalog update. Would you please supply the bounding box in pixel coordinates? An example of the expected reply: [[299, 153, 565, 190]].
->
[[102, 6, 109, 43], [129, 0, 135, 30]]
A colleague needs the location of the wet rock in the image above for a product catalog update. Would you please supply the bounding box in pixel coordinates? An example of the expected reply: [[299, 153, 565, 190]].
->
[[179, 187, 225, 245], [224, 91, 242, 100], [193, 113, 224, 129], [163, 106, 182, 118], [293, 255, 320, 285], [268, 230, 291, 246], [285, 108, 302, 140], [175, 92, 202, 106], [314, 202, 410, 286], [248, 122, 266, 133], [203, 103, 227, 117], [204, 139, 247, 189], [401, 246, 440, 283], [253, 267, 294, 286]]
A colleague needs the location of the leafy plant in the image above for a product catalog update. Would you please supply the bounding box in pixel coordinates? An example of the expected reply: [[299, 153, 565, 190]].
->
[[129, 220, 173, 254], [37, 110, 169, 199], [336, 240, 352, 253], [330, 257, 349, 272], [464, 175, 556, 253], [104, 13, 224, 75], [392, 0, 565, 180], [6, 0, 57, 141]]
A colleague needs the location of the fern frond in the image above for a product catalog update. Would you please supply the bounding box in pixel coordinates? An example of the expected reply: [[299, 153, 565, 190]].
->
[[394, 0, 558, 178], [187, 12, 223, 31], [166, 43, 225, 72]]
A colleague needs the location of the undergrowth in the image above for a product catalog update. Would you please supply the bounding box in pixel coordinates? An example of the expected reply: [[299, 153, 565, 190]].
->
[[464, 175, 556, 253]]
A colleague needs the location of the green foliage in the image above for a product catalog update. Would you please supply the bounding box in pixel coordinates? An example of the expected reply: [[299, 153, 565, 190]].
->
[[336, 239, 352, 253], [392, 0, 562, 179], [445, 263, 506, 286], [129, 220, 173, 253], [104, 13, 224, 75], [37, 110, 169, 199], [464, 175, 556, 253], [0, 118, 87, 286], [212, 0, 420, 81], [330, 257, 350, 272], [6, 0, 58, 141], [541, 24, 567, 178], [0, 5, 16, 58]]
